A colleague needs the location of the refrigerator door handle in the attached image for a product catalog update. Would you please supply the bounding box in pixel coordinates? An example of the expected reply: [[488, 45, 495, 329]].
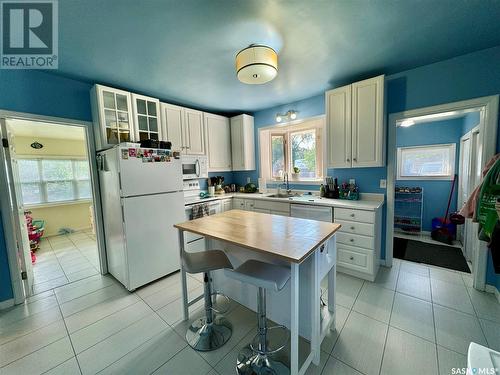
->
[[195, 159, 200, 177]]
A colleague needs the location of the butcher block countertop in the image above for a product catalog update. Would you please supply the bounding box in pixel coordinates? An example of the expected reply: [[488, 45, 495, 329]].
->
[[174, 209, 341, 263]]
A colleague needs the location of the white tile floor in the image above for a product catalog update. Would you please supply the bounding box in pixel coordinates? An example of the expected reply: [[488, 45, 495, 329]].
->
[[1, 259, 499, 375], [32, 231, 99, 294]]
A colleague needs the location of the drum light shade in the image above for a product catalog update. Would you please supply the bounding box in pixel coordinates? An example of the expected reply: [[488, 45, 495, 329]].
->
[[236, 45, 278, 84]]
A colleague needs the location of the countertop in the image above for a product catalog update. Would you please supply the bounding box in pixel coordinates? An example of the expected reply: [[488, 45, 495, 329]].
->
[[184, 191, 384, 211], [174, 209, 341, 263]]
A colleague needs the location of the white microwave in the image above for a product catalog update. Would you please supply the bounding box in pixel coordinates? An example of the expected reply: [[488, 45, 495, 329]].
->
[[181, 155, 208, 180]]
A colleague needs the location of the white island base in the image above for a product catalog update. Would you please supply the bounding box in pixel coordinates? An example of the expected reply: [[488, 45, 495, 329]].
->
[[206, 236, 337, 374]]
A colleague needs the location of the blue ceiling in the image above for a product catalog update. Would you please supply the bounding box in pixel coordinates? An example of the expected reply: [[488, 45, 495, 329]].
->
[[56, 0, 500, 113]]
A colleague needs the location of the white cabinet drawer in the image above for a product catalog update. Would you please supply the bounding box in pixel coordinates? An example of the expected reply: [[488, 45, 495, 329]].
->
[[245, 200, 255, 210], [335, 208, 375, 223], [336, 220, 374, 236], [254, 200, 290, 213], [233, 198, 246, 210], [337, 232, 374, 250], [337, 244, 373, 273]]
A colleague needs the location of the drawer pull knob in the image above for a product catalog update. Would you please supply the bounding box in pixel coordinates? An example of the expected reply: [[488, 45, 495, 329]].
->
[[350, 226, 355, 230], [349, 256, 354, 260], [350, 214, 355, 217], [350, 239, 354, 242], [320, 244, 325, 253]]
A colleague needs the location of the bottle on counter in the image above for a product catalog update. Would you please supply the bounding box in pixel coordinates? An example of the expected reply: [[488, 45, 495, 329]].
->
[[333, 178, 340, 199], [320, 184, 325, 197]]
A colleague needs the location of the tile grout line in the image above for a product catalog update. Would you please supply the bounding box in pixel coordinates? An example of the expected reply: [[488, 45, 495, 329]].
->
[[429, 274, 441, 375], [464, 284, 490, 347], [376, 263, 400, 375], [54, 290, 84, 375]]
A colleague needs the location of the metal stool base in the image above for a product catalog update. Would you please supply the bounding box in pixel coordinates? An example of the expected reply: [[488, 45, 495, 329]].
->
[[186, 317, 232, 352], [236, 345, 290, 375]]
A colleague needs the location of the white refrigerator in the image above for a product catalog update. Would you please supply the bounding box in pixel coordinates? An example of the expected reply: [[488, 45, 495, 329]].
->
[[98, 145, 185, 291]]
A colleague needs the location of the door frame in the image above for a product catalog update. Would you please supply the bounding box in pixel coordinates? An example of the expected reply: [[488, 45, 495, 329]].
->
[[0, 110, 107, 304], [386, 95, 499, 290]]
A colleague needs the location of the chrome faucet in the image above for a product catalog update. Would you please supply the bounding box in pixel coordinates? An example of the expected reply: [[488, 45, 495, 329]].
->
[[281, 173, 291, 195]]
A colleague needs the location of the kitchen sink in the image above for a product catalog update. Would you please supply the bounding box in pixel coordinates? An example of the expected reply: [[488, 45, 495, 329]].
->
[[267, 193, 298, 198]]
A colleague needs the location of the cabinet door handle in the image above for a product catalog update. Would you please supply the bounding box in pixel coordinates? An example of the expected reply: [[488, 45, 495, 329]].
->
[[349, 256, 354, 261], [350, 213, 355, 218], [350, 226, 355, 230], [353, 158, 357, 162], [350, 238, 354, 242], [346, 158, 350, 162]]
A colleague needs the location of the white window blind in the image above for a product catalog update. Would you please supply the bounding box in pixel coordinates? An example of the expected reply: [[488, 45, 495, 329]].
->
[[18, 158, 92, 205]]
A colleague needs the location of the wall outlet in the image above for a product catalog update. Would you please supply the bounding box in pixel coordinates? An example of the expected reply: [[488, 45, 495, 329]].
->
[[349, 179, 356, 185], [246, 177, 251, 184], [380, 179, 387, 188]]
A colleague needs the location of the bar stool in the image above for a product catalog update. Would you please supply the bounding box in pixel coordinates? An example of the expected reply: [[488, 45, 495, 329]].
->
[[183, 249, 233, 351], [226, 259, 291, 375]]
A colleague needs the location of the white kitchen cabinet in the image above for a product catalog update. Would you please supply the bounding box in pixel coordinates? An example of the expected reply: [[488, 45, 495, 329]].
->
[[131, 94, 161, 142], [244, 200, 255, 211], [205, 113, 232, 171], [160, 103, 205, 155], [232, 198, 246, 210], [334, 206, 382, 281], [326, 75, 385, 168], [185, 108, 205, 155], [326, 84, 352, 168], [231, 114, 255, 171], [91, 84, 134, 150], [221, 198, 232, 212]]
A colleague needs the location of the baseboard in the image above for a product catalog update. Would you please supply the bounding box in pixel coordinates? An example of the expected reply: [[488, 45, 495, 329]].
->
[[485, 284, 500, 303], [0, 298, 14, 310]]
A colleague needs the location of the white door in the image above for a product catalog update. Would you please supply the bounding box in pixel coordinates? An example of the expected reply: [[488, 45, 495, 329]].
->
[[118, 148, 183, 197], [326, 84, 352, 168], [0, 120, 34, 296], [351, 75, 385, 167], [161, 103, 184, 152], [290, 204, 333, 222], [457, 133, 471, 245], [184, 109, 205, 155], [205, 113, 231, 171], [122, 191, 185, 289]]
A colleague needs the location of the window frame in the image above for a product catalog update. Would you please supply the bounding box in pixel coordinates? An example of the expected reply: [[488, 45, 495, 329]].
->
[[261, 118, 324, 183], [396, 143, 456, 180], [18, 156, 93, 207]]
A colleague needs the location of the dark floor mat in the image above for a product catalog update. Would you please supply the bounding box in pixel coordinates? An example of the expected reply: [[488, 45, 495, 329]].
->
[[393, 237, 471, 273]]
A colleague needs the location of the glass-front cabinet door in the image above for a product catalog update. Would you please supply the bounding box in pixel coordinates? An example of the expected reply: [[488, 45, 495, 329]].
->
[[131, 94, 161, 142], [92, 85, 134, 150]]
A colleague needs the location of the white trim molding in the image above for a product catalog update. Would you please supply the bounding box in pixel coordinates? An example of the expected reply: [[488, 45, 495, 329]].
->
[[485, 284, 500, 304], [0, 109, 107, 305], [386, 95, 499, 292], [0, 298, 15, 310]]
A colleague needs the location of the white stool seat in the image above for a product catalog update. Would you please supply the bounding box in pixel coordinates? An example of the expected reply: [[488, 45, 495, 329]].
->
[[183, 250, 232, 274], [226, 259, 290, 291]]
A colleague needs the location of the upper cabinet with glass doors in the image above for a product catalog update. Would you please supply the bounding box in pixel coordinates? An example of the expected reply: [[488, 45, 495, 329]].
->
[[91, 84, 134, 150], [131, 94, 161, 142]]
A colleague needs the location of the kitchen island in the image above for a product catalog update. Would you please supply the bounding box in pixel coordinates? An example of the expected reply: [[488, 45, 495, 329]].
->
[[174, 209, 341, 375]]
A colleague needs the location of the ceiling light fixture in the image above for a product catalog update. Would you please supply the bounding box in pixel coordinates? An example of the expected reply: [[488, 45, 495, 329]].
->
[[236, 44, 278, 85], [275, 110, 297, 123]]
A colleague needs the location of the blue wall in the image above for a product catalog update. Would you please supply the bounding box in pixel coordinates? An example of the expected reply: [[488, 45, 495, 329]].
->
[[396, 118, 463, 231], [235, 45, 500, 288], [1, 46, 500, 301], [462, 111, 481, 134]]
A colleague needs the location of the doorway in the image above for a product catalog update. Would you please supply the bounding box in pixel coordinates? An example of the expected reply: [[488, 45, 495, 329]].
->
[[0, 112, 105, 303], [386, 95, 499, 290], [392, 109, 482, 274]]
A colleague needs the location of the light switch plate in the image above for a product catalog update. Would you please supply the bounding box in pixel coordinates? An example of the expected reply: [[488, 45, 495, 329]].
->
[[380, 179, 387, 188], [349, 179, 356, 185], [246, 177, 251, 184]]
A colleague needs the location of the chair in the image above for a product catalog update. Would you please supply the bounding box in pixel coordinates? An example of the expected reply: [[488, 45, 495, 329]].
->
[[226, 259, 291, 375], [183, 250, 233, 351]]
